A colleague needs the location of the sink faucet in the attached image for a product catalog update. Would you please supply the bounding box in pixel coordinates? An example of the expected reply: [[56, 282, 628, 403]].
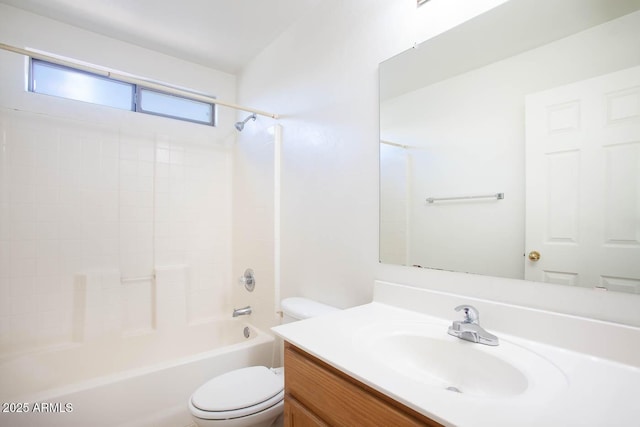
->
[[447, 305, 499, 346], [232, 306, 252, 317]]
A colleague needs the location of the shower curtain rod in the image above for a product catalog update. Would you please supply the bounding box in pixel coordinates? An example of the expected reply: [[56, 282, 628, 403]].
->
[[0, 42, 279, 119]]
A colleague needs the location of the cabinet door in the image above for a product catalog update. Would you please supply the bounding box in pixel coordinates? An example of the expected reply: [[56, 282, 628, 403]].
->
[[284, 343, 441, 427], [285, 397, 328, 427]]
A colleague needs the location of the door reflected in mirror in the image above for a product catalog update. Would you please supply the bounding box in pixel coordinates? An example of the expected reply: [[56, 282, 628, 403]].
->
[[379, 0, 640, 293]]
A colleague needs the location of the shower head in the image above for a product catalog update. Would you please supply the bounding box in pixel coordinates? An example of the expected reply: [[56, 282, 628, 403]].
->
[[234, 113, 257, 131]]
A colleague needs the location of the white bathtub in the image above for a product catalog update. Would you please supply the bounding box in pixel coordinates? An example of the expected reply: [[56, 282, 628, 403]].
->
[[0, 320, 275, 427]]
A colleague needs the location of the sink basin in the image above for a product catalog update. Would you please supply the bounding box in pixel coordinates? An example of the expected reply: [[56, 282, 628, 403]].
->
[[356, 321, 567, 399]]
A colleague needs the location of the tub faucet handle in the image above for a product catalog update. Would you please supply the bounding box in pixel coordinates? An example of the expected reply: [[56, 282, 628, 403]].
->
[[239, 268, 255, 292]]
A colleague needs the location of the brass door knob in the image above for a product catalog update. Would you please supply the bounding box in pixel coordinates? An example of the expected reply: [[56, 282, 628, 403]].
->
[[528, 251, 541, 261]]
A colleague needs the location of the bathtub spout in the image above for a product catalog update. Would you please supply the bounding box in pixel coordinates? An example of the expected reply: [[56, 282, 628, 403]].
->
[[232, 306, 252, 317]]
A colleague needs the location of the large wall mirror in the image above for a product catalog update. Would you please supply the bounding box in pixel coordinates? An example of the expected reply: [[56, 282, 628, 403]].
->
[[379, 0, 640, 293]]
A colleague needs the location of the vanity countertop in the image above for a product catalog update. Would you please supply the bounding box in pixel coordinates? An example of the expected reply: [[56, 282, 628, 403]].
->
[[272, 300, 640, 427]]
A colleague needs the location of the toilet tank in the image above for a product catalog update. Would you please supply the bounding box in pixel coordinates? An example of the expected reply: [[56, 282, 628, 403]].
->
[[281, 297, 338, 323]]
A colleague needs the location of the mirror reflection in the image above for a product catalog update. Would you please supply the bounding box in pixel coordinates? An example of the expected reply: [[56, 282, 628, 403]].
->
[[379, 0, 640, 293]]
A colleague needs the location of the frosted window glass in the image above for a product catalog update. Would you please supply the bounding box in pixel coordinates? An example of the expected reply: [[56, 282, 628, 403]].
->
[[138, 88, 214, 125], [31, 60, 134, 110]]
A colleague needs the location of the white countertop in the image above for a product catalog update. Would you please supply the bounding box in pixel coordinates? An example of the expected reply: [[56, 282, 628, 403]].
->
[[272, 301, 640, 427]]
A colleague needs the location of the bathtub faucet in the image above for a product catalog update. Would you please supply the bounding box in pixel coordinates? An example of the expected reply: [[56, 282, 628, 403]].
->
[[232, 306, 252, 317]]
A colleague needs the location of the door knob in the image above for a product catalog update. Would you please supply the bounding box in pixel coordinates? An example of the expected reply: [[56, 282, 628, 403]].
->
[[528, 251, 541, 261]]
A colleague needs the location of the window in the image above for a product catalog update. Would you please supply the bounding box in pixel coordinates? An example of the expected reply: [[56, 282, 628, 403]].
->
[[30, 59, 134, 110], [29, 59, 215, 126], [138, 88, 214, 125]]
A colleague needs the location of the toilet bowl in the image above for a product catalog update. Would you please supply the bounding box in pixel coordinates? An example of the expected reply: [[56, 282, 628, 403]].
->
[[189, 366, 284, 427], [189, 298, 338, 427]]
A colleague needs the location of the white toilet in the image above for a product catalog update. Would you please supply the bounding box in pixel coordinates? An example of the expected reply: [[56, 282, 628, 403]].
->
[[188, 297, 338, 427]]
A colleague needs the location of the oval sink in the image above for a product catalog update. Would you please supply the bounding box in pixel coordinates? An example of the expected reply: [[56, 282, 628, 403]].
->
[[356, 321, 567, 400]]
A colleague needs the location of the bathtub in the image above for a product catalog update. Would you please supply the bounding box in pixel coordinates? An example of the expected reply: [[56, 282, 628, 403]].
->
[[0, 320, 275, 427]]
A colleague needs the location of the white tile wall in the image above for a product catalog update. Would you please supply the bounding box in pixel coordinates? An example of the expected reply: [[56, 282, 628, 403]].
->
[[232, 125, 279, 332], [0, 108, 233, 355]]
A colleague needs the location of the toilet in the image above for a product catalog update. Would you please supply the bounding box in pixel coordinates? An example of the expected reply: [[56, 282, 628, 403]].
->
[[188, 297, 338, 427]]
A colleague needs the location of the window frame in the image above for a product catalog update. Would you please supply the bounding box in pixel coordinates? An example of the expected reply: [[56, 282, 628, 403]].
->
[[29, 58, 216, 127], [29, 58, 136, 111], [135, 87, 215, 126]]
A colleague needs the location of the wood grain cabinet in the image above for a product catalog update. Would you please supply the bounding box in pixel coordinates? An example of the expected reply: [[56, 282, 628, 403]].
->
[[283, 342, 444, 427]]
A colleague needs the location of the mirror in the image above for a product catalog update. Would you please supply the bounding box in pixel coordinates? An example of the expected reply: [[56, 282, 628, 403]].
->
[[379, 0, 640, 293]]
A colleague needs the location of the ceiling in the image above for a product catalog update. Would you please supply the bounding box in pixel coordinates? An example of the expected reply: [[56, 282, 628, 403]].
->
[[0, 0, 320, 74]]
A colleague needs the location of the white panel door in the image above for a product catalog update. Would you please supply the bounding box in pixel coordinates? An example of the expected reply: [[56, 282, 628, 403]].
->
[[525, 66, 640, 292]]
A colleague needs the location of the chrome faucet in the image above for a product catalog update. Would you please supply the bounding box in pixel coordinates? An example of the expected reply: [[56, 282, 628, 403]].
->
[[447, 305, 499, 346], [232, 306, 252, 317]]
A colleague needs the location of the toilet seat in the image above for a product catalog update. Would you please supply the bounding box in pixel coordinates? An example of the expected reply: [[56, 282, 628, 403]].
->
[[190, 366, 284, 420]]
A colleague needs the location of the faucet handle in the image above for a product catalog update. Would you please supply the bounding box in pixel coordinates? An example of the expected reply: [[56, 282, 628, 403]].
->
[[239, 268, 255, 292], [454, 304, 479, 324]]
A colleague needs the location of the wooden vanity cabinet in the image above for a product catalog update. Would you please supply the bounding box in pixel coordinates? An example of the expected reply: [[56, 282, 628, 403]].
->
[[283, 342, 443, 427]]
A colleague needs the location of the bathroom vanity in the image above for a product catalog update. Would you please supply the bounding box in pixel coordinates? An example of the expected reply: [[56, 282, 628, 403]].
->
[[272, 281, 640, 427], [284, 341, 441, 426]]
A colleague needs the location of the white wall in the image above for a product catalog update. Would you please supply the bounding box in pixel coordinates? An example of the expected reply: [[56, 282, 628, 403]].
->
[[232, 123, 280, 332], [0, 4, 238, 354], [237, 0, 640, 326]]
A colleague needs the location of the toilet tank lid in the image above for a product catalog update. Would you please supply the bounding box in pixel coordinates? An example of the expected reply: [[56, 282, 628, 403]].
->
[[281, 297, 338, 320]]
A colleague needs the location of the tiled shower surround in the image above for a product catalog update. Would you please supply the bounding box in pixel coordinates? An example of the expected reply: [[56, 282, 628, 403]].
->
[[0, 108, 233, 355]]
